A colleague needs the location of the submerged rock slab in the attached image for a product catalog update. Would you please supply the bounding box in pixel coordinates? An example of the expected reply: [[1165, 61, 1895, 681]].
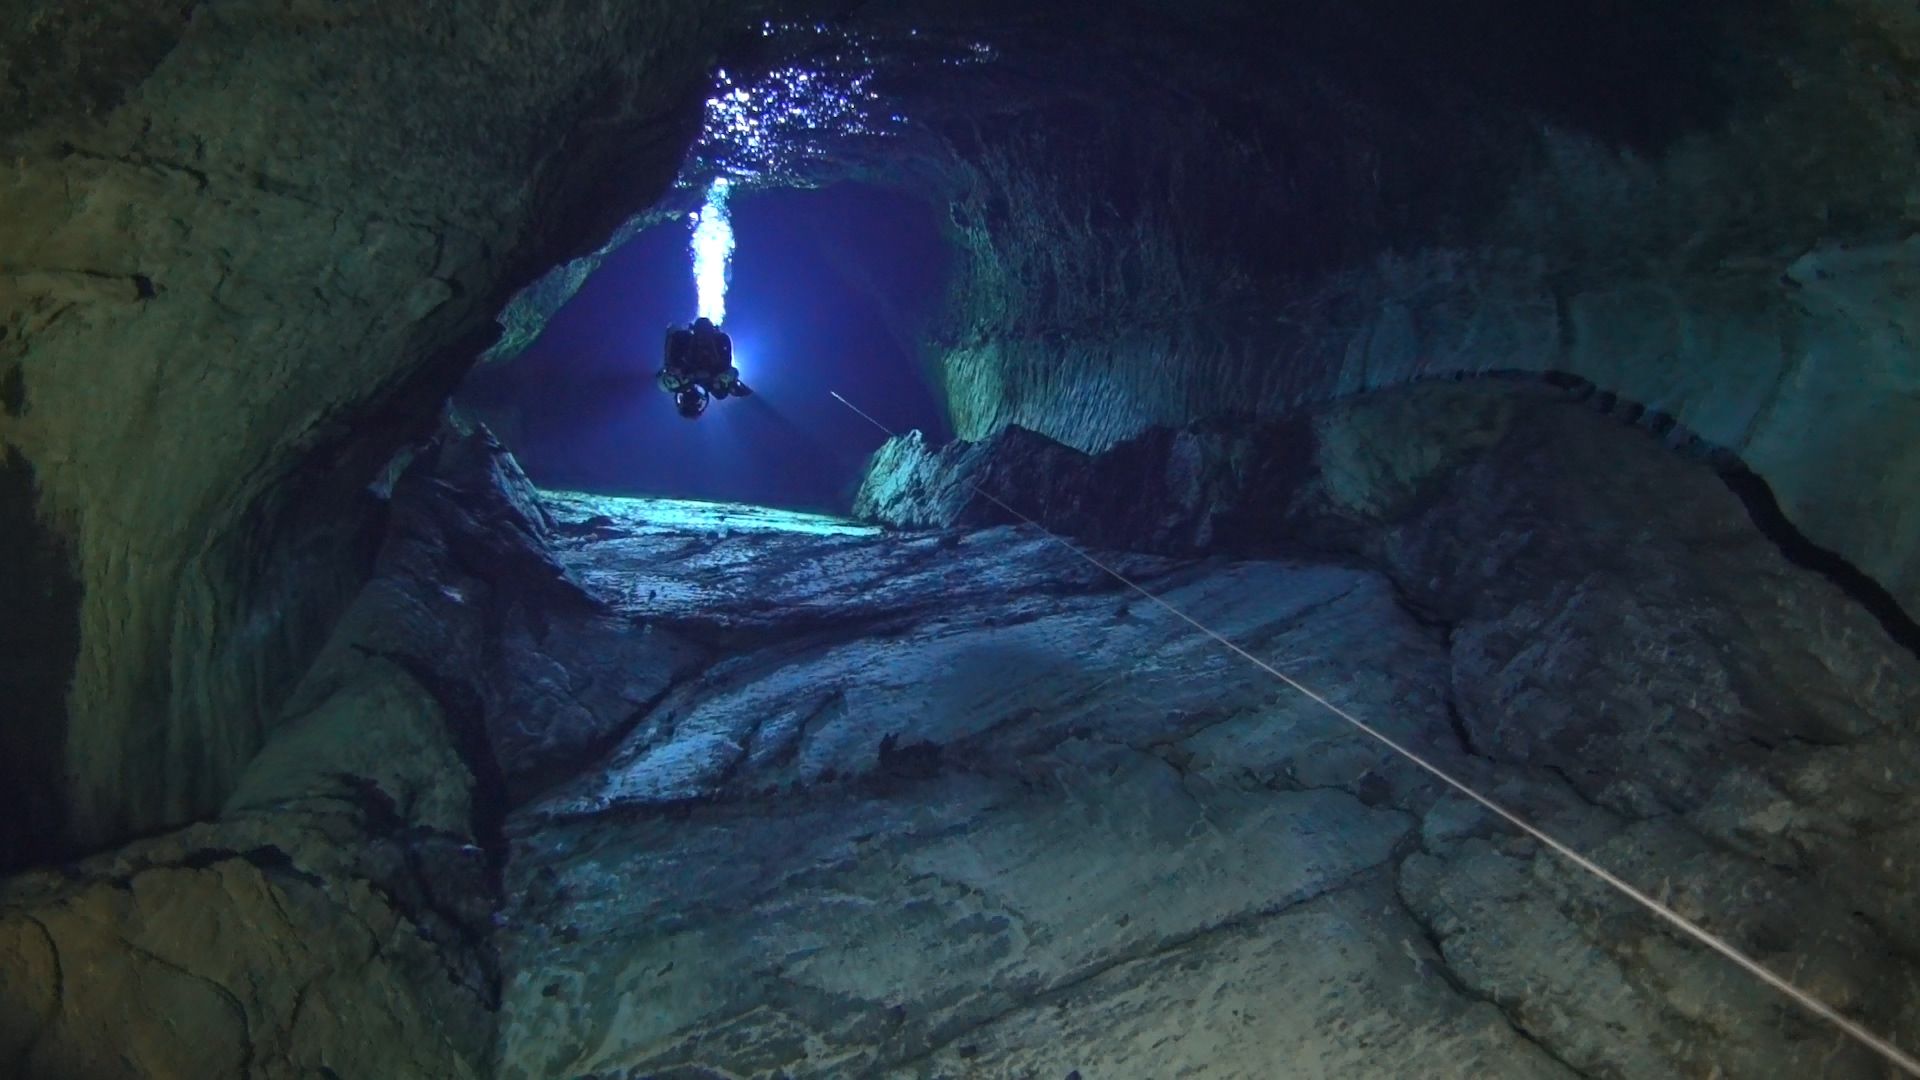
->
[[546, 380, 1914, 1078], [493, 523, 1511, 1078], [6, 387, 1916, 1077]]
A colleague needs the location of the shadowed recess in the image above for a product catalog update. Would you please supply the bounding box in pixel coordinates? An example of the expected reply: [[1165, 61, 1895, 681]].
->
[[0, 450, 83, 872]]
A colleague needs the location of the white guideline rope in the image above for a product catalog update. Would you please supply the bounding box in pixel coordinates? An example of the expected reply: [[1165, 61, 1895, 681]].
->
[[831, 390, 1920, 1077]]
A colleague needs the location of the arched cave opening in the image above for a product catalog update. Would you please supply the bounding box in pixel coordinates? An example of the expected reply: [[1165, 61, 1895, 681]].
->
[[3, 4, 1919, 1078], [456, 181, 953, 513]]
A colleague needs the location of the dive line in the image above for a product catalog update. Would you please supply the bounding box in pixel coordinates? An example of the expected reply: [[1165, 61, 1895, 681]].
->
[[830, 389, 1920, 1078]]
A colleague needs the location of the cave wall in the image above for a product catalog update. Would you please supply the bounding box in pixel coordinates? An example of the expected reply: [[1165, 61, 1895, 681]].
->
[[0, 429, 566, 1078], [916, 0, 1920, 615], [0, 1, 775, 863], [4, 0, 1914, 881]]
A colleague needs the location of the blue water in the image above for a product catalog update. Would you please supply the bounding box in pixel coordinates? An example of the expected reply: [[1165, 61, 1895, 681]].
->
[[460, 182, 953, 513]]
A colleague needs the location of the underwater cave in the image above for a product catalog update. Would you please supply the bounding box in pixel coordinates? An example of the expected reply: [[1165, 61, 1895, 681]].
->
[[2, 3, 1920, 1078], [455, 181, 953, 512]]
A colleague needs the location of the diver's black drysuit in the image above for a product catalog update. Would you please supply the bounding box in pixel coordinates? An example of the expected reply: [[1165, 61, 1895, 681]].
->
[[659, 318, 751, 415]]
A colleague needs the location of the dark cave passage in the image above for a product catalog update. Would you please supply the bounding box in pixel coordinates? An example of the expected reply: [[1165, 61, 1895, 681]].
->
[[4, 3, 1920, 1078]]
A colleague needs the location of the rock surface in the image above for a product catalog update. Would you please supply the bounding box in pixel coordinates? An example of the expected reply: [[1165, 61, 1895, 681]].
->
[[5, 388, 1918, 1076], [0, 0, 768, 865], [493, 380, 1916, 1077], [0, 424, 678, 1077]]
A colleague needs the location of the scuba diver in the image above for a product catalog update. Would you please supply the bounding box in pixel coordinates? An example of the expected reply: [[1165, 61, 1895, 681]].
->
[[659, 316, 752, 419]]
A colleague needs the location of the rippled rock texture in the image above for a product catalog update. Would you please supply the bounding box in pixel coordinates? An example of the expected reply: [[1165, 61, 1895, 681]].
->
[[5, 383, 1917, 1077]]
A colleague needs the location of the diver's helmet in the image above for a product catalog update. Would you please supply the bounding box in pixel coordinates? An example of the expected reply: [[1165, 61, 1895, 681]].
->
[[674, 385, 710, 419]]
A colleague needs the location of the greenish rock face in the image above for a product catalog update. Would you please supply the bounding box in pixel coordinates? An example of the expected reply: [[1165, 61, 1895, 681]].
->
[[883, 2, 1920, 618], [0, 0, 751, 865]]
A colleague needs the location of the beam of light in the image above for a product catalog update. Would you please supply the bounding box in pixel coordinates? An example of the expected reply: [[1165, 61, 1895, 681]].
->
[[690, 177, 734, 324], [829, 388, 1920, 1080]]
